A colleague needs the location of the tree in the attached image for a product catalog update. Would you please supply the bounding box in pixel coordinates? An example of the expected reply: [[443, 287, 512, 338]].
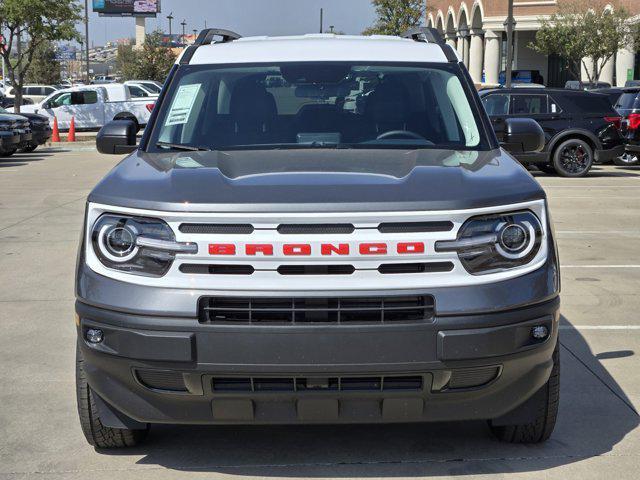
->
[[0, 0, 81, 111], [25, 41, 61, 85], [363, 0, 425, 36], [530, 0, 640, 83], [116, 31, 177, 82]]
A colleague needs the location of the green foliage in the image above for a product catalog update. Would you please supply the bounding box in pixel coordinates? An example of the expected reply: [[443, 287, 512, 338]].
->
[[530, 0, 640, 82], [116, 31, 177, 82], [25, 41, 61, 85], [363, 0, 425, 36], [0, 0, 81, 110]]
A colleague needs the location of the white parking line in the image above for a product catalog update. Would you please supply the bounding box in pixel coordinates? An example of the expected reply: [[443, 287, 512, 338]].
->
[[560, 325, 640, 330], [544, 185, 640, 188], [562, 265, 640, 268], [557, 231, 640, 234]]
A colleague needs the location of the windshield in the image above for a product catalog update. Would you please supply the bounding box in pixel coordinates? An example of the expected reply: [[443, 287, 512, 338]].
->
[[147, 62, 485, 152]]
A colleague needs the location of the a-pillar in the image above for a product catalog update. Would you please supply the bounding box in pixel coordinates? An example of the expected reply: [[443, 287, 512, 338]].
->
[[469, 29, 484, 83], [135, 17, 146, 50], [484, 30, 501, 84], [616, 47, 636, 86]]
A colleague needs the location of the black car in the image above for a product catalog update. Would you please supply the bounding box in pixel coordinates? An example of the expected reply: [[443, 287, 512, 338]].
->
[[615, 87, 640, 166], [480, 88, 624, 176], [0, 114, 22, 156], [593, 87, 624, 107], [0, 107, 52, 152]]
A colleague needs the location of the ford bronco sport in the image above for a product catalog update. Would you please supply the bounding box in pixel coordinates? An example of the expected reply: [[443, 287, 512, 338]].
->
[[76, 28, 559, 448]]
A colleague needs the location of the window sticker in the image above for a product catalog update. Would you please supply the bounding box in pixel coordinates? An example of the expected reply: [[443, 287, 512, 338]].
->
[[165, 84, 201, 126], [551, 103, 557, 113]]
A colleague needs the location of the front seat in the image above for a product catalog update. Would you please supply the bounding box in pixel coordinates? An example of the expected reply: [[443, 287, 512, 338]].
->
[[365, 79, 412, 134], [229, 79, 278, 143]]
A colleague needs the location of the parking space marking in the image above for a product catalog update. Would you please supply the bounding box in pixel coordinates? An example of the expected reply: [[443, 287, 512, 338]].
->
[[560, 326, 640, 330], [562, 265, 640, 268]]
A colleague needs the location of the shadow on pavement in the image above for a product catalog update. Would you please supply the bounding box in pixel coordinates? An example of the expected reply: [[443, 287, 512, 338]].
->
[[0, 152, 53, 168], [98, 315, 638, 476]]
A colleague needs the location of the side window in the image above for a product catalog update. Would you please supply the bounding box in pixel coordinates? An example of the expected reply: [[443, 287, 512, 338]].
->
[[510, 94, 548, 115], [481, 94, 510, 116], [71, 91, 98, 105], [49, 92, 72, 107], [44, 87, 56, 95], [128, 85, 149, 98]]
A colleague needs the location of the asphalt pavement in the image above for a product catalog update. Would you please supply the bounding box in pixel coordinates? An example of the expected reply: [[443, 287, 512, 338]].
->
[[0, 147, 639, 479]]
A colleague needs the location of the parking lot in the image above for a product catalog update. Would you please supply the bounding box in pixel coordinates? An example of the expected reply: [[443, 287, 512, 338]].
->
[[1, 147, 639, 479]]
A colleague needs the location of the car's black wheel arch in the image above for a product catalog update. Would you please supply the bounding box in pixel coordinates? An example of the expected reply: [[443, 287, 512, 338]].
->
[[548, 129, 600, 160]]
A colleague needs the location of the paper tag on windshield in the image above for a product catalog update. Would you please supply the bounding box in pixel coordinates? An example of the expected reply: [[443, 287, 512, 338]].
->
[[165, 84, 200, 126]]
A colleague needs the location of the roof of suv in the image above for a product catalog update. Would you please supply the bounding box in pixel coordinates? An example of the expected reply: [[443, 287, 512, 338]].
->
[[183, 34, 450, 65]]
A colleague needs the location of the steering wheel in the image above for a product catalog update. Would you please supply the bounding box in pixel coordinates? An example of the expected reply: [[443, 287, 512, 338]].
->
[[376, 130, 426, 141]]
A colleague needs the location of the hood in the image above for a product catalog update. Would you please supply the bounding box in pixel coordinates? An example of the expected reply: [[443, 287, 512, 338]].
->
[[0, 113, 28, 122], [88, 148, 545, 213]]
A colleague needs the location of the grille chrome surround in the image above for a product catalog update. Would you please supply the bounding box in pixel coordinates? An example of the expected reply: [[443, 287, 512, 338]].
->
[[199, 295, 435, 324]]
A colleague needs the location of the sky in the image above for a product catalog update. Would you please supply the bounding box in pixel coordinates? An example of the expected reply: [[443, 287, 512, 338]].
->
[[86, 0, 379, 47]]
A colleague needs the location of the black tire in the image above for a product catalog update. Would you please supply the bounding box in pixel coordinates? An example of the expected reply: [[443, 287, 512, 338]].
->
[[76, 342, 148, 448], [0, 148, 17, 157], [613, 153, 640, 167], [489, 343, 560, 443], [536, 163, 557, 175], [552, 138, 593, 177], [19, 144, 38, 153]]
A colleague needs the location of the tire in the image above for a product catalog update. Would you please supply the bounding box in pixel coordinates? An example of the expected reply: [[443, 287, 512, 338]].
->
[[76, 342, 148, 448], [552, 138, 593, 177], [0, 148, 17, 157], [536, 163, 557, 175], [613, 153, 640, 167], [489, 343, 560, 443], [20, 144, 38, 153]]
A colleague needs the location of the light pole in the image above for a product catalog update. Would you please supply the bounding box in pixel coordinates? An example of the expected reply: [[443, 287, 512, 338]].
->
[[167, 12, 174, 37], [181, 20, 187, 47], [84, 0, 90, 84], [504, 0, 516, 88]]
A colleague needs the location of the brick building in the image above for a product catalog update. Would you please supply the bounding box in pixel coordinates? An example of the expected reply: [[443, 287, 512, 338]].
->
[[426, 1, 640, 86]]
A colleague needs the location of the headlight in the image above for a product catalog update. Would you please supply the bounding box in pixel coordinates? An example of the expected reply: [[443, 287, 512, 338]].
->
[[91, 214, 197, 277], [435, 210, 543, 275]]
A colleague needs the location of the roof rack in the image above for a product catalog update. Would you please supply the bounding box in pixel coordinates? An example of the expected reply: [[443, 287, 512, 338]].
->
[[401, 27, 458, 63], [180, 28, 242, 65]]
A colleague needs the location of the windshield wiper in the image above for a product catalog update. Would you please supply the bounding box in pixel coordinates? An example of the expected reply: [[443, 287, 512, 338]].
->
[[156, 141, 211, 152]]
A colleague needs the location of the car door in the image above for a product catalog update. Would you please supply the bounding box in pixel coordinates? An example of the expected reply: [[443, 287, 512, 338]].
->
[[510, 93, 565, 147], [42, 91, 73, 129], [68, 90, 103, 128]]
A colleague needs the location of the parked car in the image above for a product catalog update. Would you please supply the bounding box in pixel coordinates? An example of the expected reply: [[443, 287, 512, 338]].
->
[[3, 84, 58, 104], [124, 80, 163, 95], [499, 69, 544, 85], [614, 87, 640, 166], [564, 80, 612, 90], [17, 85, 154, 131], [0, 114, 23, 156], [91, 75, 118, 84], [0, 107, 52, 153], [78, 28, 560, 448], [624, 80, 640, 87], [0, 95, 34, 109], [480, 87, 624, 176]]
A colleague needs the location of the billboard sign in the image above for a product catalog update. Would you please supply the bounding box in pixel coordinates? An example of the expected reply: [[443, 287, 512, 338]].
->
[[93, 0, 160, 17]]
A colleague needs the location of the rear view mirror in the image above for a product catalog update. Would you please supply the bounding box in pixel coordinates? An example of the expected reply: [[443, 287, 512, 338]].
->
[[96, 120, 138, 154], [494, 118, 545, 154]]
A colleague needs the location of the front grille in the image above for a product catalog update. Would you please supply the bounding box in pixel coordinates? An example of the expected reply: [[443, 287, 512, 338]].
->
[[199, 295, 435, 324], [179, 223, 254, 234], [212, 375, 423, 393], [277, 224, 355, 234], [378, 262, 454, 274], [180, 264, 255, 275], [277, 265, 355, 275]]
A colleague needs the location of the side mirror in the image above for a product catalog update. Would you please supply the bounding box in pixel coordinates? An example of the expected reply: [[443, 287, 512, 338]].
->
[[96, 120, 138, 154], [494, 118, 545, 154], [41, 102, 50, 109]]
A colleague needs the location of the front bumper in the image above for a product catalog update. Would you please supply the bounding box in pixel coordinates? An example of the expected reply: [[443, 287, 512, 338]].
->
[[77, 296, 559, 425], [27, 128, 52, 146]]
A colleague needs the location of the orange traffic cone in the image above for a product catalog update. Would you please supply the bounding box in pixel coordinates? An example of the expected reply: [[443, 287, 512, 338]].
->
[[51, 117, 60, 143], [67, 117, 76, 142]]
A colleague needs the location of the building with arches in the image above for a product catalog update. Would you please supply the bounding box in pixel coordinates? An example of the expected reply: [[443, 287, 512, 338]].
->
[[426, 1, 640, 87]]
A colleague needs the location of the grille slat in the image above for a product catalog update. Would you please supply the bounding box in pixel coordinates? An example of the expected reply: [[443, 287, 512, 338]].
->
[[199, 295, 434, 324], [179, 223, 254, 234], [277, 224, 355, 234], [377, 221, 454, 233], [212, 375, 423, 393], [378, 262, 454, 274]]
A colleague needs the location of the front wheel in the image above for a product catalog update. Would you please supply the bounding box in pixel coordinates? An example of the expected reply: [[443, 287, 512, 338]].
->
[[552, 139, 593, 177], [489, 344, 560, 443], [76, 343, 148, 448], [0, 148, 17, 157]]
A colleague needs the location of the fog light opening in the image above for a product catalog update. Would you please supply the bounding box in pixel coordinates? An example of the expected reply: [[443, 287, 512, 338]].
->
[[531, 325, 549, 340], [86, 328, 104, 344]]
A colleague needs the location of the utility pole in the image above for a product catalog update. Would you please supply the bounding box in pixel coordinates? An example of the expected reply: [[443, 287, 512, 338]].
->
[[84, 0, 90, 83], [167, 12, 174, 36], [181, 20, 187, 47], [504, 0, 515, 88], [320, 8, 323, 33]]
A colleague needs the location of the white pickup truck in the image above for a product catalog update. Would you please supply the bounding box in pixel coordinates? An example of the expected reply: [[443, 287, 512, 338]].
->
[[16, 84, 154, 131]]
